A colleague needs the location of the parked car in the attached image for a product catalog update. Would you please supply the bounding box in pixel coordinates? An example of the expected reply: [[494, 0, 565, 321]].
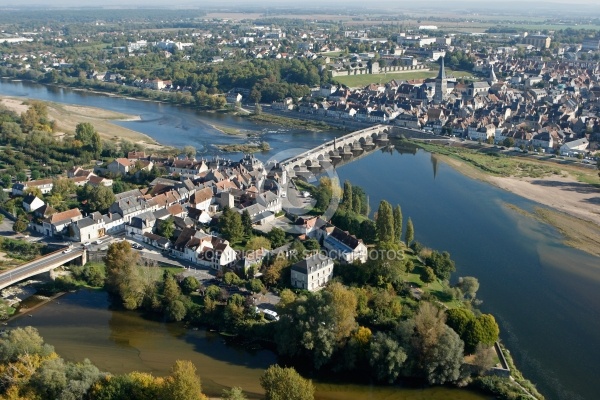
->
[[62, 247, 73, 254]]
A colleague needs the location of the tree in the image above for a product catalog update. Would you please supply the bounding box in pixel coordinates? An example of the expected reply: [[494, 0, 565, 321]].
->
[[75, 122, 96, 145], [51, 177, 76, 198], [241, 210, 253, 237], [246, 236, 271, 251], [424, 251, 455, 281], [260, 365, 314, 400], [359, 220, 377, 244], [267, 227, 287, 248], [405, 217, 414, 246], [157, 218, 176, 240], [393, 205, 403, 242], [375, 200, 395, 244], [221, 387, 247, 400], [369, 332, 407, 383], [342, 180, 353, 211], [219, 206, 243, 242], [422, 266, 436, 284], [472, 343, 496, 376], [457, 276, 479, 300], [0, 326, 54, 363], [103, 241, 144, 310], [423, 326, 464, 385], [502, 137, 515, 148], [87, 185, 116, 213], [445, 308, 475, 339], [262, 258, 286, 287], [182, 276, 200, 295], [314, 177, 333, 212], [165, 360, 205, 400], [12, 216, 28, 233], [183, 145, 196, 159]]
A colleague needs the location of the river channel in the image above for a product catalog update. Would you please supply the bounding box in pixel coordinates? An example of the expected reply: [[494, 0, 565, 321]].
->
[[1, 79, 599, 400]]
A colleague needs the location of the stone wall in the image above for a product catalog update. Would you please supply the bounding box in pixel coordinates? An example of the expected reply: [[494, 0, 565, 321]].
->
[[330, 63, 428, 77]]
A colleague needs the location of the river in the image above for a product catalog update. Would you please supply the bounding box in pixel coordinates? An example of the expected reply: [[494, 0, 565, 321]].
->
[[1, 79, 599, 400], [10, 289, 488, 400]]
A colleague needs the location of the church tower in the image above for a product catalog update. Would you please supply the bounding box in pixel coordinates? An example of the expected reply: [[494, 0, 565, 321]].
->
[[489, 65, 498, 85], [433, 57, 448, 104]]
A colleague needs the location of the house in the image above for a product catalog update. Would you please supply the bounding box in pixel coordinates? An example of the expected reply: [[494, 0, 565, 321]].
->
[[238, 247, 270, 275], [173, 228, 237, 269], [22, 195, 45, 213], [560, 138, 589, 156], [72, 212, 106, 242], [190, 187, 214, 211], [319, 226, 368, 264], [142, 232, 171, 250], [291, 254, 334, 291], [126, 211, 156, 238], [107, 158, 134, 175], [41, 208, 83, 237], [256, 191, 282, 214], [12, 179, 54, 196]]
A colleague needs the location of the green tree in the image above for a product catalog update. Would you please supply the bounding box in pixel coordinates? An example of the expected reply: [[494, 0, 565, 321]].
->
[[75, 122, 96, 146], [221, 386, 247, 400], [502, 137, 515, 148], [376, 200, 395, 244], [314, 177, 333, 212], [165, 360, 205, 400], [157, 218, 176, 239], [369, 332, 407, 383], [260, 365, 314, 400], [103, 241, 145, 310], [405, 217, 414, 246], [424, 251, 455, 281], [342, 180, 353, 211], [267, 227, 287, 248], [87, 185, 116, 213], [0, 326, 54, 362], [457, 276, 479, 300], [220, 206, 243, 242], [246, 236, 272, 250], [241, 210, 253, 237], [12, 216, 29, 233], [359, 220, 377, 244], [393, 205, 403, 242], [423, 325, 464, 385], [445, 308, 475, 338], [182, 276, 200, 295]]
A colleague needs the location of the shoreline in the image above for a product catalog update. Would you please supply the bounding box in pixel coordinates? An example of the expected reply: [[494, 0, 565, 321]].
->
[[0, 94, 172, 152], [429, 149, 600, 256]]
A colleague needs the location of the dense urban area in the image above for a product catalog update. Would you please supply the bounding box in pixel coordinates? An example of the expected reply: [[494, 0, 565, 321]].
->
[[0, 5, 599, 400]]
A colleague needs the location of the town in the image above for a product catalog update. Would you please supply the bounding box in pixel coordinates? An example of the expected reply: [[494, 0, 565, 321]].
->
[[1, 6, 600, 400]]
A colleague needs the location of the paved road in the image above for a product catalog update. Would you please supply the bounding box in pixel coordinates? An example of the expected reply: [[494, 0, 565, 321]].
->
[[0, 248, 83, 288]]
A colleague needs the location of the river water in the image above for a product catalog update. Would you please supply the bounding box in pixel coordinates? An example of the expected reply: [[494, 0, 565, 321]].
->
[[1, 79, 599, 400]]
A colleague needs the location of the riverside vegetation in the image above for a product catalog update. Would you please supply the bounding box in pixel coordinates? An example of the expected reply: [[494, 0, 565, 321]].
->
[[27, 179, 543, 400]]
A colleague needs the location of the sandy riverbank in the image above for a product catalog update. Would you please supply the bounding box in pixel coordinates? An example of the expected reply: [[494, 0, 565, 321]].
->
[[437, 152, 600, 256], [0, 96, 170, 152]]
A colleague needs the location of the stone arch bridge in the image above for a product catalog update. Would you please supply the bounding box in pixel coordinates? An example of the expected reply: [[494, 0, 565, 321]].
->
[[281, 125, 392, 174]]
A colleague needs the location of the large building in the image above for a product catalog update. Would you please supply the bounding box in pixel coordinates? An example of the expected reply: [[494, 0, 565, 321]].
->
[[291, 254, 334, 292], [522, 34, 551, 49], [433, 57, 448, 104], [582, 37, 600, 51]]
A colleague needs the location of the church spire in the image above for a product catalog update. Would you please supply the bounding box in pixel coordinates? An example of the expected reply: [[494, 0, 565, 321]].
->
[[437, 56, 446, 80], [489, 65, 498, 84]]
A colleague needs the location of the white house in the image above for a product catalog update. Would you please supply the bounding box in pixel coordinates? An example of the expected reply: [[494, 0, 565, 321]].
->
[[560, 138, 589, 156], [22, 195, 45, 213], [291, 254, 334, 292], [72, 212, 106, 242], [319, 226, 368, 264]]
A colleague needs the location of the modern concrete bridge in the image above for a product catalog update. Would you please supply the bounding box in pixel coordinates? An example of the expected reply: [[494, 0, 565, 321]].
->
[[281, 124, 391, 174], [0, 247, 87, 290]]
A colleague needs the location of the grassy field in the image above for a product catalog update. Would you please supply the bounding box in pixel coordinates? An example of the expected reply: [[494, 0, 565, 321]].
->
[[333, 69, 475, 88]]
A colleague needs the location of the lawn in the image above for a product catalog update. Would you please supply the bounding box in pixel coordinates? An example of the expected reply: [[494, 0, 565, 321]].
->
[[332, 69, 475, 88]]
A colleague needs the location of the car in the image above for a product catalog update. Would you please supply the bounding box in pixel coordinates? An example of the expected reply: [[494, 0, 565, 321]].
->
[[62, 247, 73, 254], [95, 239, 103, 245], [83, 242, 91, 247]]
